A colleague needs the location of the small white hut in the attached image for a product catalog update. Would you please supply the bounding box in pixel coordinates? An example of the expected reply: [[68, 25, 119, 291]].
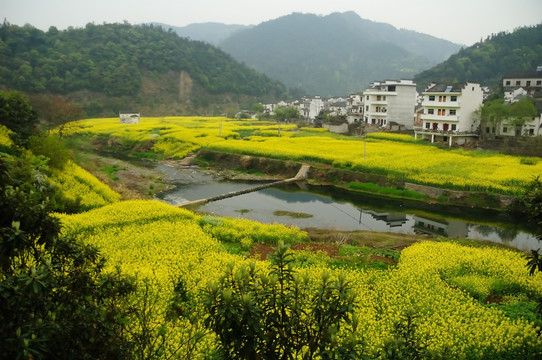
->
[[119, 112, 140, 124]]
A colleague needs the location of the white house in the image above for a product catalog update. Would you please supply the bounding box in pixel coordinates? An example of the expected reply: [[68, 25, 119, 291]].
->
[[300, 96, 325, 122], [416, 82, 483, 146], [119, 112, 140, 124], [502, 69, 542, 90], [362, 79, 417, 130], [499, 68, 542, 137], [346, 94, 364, 124], [327, 101, 347, 116], [504, 87, 528, 104]]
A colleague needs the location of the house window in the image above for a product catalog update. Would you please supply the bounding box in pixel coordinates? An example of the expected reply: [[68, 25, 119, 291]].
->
[[376, 95, 382, 101], [516, 80, 521, 86], [428, 109, 434, 115], [388, 85, 396, 91], [439, 96, 446, 102], [366, 96, 369, 100], [429, 95, 435, 101], [503, 127, 508, 133], [527, 81, 531, 86], [530, 129, 534, 136], [449, 109, 456, 115], [382, 96, 386, 101], [451, 124, 456, 131], [537, 80, 542, 86], [505, 80, 511, 85], [438, 109, 445, 116], [425, 122, 430, 129], [451, 96, 457, 101], [365, 105, 369, 111]]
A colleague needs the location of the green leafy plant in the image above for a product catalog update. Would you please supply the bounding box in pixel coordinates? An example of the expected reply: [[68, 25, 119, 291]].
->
[[201, 241, 366, 359]]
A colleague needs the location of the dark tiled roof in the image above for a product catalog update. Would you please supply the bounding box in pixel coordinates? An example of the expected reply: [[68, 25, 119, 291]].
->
[[424, 83, 464, 93], [503, 70, 542, 79]]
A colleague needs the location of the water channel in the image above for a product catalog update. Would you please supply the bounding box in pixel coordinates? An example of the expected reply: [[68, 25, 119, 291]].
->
[[154, 164, 541, 252]]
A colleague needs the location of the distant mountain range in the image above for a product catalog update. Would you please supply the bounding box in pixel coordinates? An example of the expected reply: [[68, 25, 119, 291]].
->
[[161, 12, 462, 96], [153, 22, 252, 45]]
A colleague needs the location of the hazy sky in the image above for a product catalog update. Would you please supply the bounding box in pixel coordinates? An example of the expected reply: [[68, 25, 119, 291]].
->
[[2, 0, 541, 46]]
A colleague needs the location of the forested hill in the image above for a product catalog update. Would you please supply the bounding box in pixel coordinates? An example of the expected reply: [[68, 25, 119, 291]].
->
[[0, 22, 288, 117], [414, 24, 542, 91], [218, 11, 461, 96]]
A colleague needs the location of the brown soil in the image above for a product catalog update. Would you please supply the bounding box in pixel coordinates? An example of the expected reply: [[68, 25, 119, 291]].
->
[[249, 242, 340, 261], [76, 153, 170, 200], [304, 228, 429, 251]]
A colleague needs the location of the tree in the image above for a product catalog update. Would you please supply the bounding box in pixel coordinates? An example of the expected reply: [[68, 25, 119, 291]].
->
[[0, 153, 136, 359], [273, 106, 300, 122], [481, 97, 537, 136], [508, 97, 538, 134], [201, 242, 364, 360], [0, 90, 38, 145], [29, 94, 84, 137]]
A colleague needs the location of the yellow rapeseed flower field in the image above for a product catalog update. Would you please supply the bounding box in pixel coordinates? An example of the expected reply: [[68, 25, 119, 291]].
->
[[65, 117, 542, 196], [57, 200, 542, 358]]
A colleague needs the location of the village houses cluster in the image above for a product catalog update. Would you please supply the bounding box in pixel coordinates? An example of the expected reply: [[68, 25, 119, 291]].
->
[[259, 67, 542, 146]]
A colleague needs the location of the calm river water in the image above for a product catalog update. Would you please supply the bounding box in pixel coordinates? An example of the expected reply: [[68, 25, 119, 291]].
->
[[154, 164, 541, 251]]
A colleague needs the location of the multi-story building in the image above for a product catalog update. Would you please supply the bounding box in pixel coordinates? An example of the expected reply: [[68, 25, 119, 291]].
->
[[346, 94, 364, 124], [416, 82, 483, 146], [502, 68, 542, 90], [362, 79, 417, 129]]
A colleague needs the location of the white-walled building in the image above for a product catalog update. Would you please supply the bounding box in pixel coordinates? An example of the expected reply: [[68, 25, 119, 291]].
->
[[346, 94, 364, 124], [119, 112, 140, 124], [416, 82, 483, 146], [362, 79, 417, 129], [502, 69, 542, 89], [300, 96, 325, 122]]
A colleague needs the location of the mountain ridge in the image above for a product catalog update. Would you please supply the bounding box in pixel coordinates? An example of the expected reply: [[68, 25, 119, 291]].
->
[[214, 11, 462, 96], [0, 22, 288, 117]]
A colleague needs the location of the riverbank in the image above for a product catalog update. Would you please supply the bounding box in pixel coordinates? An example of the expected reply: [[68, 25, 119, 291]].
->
[[196, 150, 521, 211], [72, 150, 531, 252]]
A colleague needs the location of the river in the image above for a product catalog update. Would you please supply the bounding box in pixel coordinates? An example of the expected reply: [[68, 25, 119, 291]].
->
[[154, 164, 541, 251]]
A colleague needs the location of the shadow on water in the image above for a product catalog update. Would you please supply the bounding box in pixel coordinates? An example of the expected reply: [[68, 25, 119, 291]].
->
[[153, 164, 540, 251]]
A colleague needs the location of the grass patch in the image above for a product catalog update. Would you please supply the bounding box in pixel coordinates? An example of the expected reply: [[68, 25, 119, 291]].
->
[[102, 164, 119, 181], [520, 157, 538, 165], [347, 182, 429, 200], [274, 210, 313, 219]]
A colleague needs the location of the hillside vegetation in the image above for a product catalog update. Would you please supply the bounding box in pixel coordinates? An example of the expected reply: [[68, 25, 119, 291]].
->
[[218, 12, 461, 96], [0, 22, 288, 117], [414, 24, 542, 91]]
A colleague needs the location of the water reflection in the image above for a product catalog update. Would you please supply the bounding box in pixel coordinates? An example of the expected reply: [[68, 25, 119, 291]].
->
[[154, 166, 541, 251]]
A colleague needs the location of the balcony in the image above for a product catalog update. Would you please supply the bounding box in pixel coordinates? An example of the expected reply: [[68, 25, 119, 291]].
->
[[422, 101, 460, 108], [367, 111, 387, 117], [421, 114, 459, 122]]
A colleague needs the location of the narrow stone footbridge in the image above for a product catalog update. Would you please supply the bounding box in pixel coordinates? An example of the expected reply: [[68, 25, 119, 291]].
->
[[177, 164, 310, 208]]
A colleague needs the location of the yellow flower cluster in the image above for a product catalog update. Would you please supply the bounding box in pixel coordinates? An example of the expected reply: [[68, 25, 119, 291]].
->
[[0, 125, 12, 147], [50, 161, 121, 210], [56, 200, 542, 358], [200, 214, 309, 249]]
